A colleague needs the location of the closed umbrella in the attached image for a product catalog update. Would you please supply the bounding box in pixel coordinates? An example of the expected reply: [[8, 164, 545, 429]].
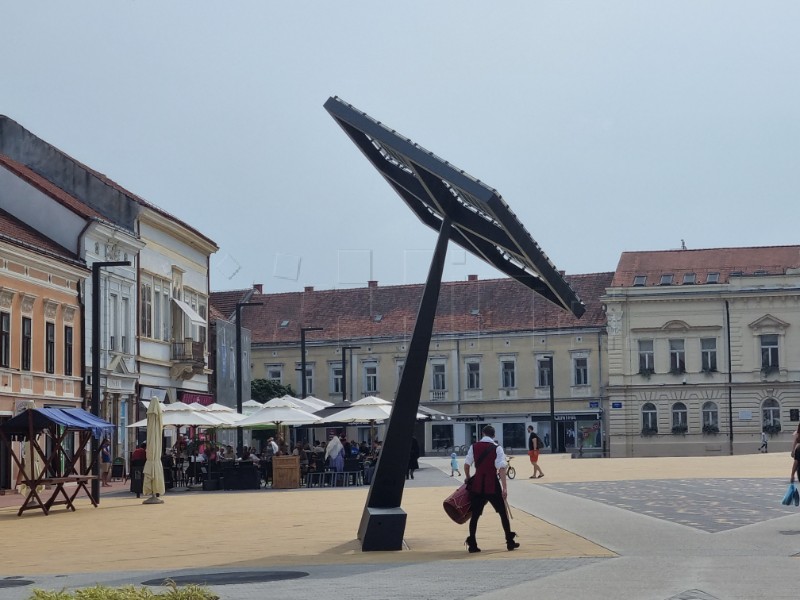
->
[[142, 398, 165, 504]]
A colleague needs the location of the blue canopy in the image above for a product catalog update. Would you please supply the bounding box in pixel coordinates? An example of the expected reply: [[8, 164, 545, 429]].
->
[[0, 407, 114, 441]]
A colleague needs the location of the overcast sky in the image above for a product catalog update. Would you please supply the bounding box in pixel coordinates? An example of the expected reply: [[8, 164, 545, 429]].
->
[[3, 2, 798, 294]]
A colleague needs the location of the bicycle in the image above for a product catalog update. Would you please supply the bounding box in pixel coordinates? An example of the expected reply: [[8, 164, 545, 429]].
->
[[505, 456, 516, 480]]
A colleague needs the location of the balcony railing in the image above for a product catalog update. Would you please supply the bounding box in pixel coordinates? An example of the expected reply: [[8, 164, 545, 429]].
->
[[171, 338, 204, 363]]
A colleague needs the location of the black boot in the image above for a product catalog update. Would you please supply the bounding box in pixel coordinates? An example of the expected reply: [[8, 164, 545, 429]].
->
[[465, 536, 481, 553], [506, 531, 520, 551]]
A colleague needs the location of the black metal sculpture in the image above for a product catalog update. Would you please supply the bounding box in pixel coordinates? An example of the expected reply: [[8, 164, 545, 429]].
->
[[324, 97, 585, 551]]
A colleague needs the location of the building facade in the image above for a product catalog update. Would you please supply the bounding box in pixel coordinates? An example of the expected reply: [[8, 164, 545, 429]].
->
[[604, 246, 800, 457], [0, 209, 88, 489], [242, 274, 611, 454]]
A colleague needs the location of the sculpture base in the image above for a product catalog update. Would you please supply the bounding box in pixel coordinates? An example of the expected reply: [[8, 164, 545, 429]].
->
[[357, 506, 407, 551]]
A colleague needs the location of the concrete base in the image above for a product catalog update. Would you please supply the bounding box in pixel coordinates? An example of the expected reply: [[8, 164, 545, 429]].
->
[[357, 506, 407, 551]]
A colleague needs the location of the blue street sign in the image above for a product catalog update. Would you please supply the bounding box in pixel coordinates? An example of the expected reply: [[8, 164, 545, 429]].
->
[[589, 401, 599, 408], [612, 402, 623, 409]]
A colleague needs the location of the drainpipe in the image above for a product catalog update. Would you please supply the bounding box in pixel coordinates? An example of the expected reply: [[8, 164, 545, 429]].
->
[[725, 300, 734, 455], [455, 337, 461, 415]]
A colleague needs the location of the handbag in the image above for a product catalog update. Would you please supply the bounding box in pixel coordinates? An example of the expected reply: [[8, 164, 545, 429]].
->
[[442, 443, 496, 524], [781, 482, 796, 506]]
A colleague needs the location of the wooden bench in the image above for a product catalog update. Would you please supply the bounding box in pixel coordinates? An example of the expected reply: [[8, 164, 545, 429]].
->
[[18, 475, 99, 516]]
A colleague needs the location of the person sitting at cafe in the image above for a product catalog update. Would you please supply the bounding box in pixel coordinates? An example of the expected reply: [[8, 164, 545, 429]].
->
[[247, 448, 259, 462], [363, 440, 382, 484]]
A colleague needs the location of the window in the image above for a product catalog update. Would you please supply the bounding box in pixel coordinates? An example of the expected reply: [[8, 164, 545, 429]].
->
[[466, 361, 481, 390], [761, 334, 779, 372], [304, 366, 314, 395], [633, 275, 647, 286], [701, 338, 717, 372], [331, 364, 342, 394], [432, 424, 453, 450], [0, 311, 9, 368], [659, 274, 673, 285], [762, 398, 780, 431], [109, 293, 118, 351], [121, 297, 130, 353], [573, 356, 588, 386], [642, 402, 657, 433], [671, 402, 687, 432], [502, 423, 526, 448], [21, 317, 32, 371], [537, 357, 552, 387], [64, 326, 73, 376], [500, 359, 516, 388], [140, 283, 152, 338], [669, 339, 685, 373], [638, 339, 654, 374], [45, 322, 55, 374], [683, 273, 696, 285], [706, 272, 719, 284], [701, 401, 718, 432], [141, 275, 171, 341], [266, 365, 282, 383], [432, 362, 446, 391], [364, 362, 378, 394], [395, 360, 405, 391]]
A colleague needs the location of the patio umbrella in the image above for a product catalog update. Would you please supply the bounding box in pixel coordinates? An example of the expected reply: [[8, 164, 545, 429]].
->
[[142, 398, 165, 504], [235, 398, 321, 428], [318, 396, 426, 442]]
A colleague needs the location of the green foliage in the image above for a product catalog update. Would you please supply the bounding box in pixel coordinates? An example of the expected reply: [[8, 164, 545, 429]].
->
[[671, 424, 688, 435], [29, 582, 218, 600], [251, 378, 295, 402], [640, 426, 658, 437], [702, 424, 719, 434]]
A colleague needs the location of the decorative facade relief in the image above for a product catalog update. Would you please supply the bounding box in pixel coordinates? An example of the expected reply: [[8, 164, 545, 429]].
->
[[0, 288, 15, 310], [20, 293, 36, 314], [61, 304, 76, 323], [44, 299, 59, 320]]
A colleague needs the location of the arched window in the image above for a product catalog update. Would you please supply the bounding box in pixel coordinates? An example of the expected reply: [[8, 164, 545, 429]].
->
[[702, 401, 719, 433], [762, 398, 781, 433], [642, 402, 658, 434], [671, 402, 688, 433]]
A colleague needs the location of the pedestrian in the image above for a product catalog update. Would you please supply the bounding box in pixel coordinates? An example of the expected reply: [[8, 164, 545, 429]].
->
[[407, 436, 420, 480], [449, 452, 462, 477], [100, 439, 113, 487], [527, 425, 544, 478], [759, 430, 768, 453], [463, 424, 519, 553]]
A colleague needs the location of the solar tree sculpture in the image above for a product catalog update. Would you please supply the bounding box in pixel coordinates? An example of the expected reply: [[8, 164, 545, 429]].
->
[[324, 97, 586, 551]]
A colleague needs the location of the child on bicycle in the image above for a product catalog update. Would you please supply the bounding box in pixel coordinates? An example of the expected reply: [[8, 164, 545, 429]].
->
[[449, 452, 462, 477]]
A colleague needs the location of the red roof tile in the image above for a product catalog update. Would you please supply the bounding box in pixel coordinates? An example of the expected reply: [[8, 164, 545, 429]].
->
[[0, 208, 80, 263], [0, 154, 104, 220], [208, 287, 258, 321], [240, 273, 613, 345], [612, 246, 800, 287]]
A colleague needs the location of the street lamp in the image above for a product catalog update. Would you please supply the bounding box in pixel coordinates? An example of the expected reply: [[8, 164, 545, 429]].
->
[[299, 327, 323, 399], [91, 260, 130, 504], [235, 301, 263, 452], [547, 356, 556, 454], [341, 345, 361, 403]]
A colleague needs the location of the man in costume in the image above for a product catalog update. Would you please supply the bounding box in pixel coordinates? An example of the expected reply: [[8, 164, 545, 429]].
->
[[463, 424, 519, 553]]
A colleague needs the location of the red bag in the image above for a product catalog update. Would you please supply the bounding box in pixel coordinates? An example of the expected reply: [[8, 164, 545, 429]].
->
[[443, 483, 472, 524]]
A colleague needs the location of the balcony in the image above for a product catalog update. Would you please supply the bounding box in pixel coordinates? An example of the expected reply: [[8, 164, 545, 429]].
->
[[170, 338, 205, 380], [430, 390, 447, 402]]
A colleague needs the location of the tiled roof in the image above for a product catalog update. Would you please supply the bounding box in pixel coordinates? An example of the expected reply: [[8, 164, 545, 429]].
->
[[0, 115, 216, 248], [612, 246, 800, 287], [0, 208, 80, 263], [208, 287, 258, 321], [0, 154, 105, 221], [241, 273, 613, 345]]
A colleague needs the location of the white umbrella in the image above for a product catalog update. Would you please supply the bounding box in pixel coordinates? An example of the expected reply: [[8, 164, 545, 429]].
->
[[293, 395, 333, 411], [129, 409, 221, 428], [235, 400, 321, 428], [319, 396, 425, 442], [142, 398, 165, 504]]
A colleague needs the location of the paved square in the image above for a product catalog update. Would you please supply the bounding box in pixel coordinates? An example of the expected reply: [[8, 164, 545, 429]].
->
[[545, 478, 797, 532]]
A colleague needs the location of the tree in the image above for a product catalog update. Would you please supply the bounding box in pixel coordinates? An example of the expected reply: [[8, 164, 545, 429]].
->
[[251, 378, 295, 402]]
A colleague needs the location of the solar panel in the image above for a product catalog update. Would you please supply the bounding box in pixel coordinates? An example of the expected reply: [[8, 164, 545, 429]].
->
[[325, 96, 585, 317]]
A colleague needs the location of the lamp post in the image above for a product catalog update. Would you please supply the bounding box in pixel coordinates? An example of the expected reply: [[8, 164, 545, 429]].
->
[[547, 356, 556, 454], [91, 260, 130, 504], [341, 345, 361, 403], [235, 302, 263, 452], [299, 327, 323, 399]]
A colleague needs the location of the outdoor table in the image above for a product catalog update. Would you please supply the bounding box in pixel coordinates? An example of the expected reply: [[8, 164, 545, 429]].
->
[[18, 475, 99, 516]]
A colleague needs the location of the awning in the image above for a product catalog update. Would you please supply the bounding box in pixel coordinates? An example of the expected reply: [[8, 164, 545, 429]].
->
[[173, 298, 205, 326], [180, 392, 214, 406]]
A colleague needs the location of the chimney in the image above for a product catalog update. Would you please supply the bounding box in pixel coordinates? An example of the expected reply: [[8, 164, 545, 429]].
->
[[304, 286, 314, 293], [367, 280, 378, 288], [253, 283, 263, 294], [467, 274, 478, 281]]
